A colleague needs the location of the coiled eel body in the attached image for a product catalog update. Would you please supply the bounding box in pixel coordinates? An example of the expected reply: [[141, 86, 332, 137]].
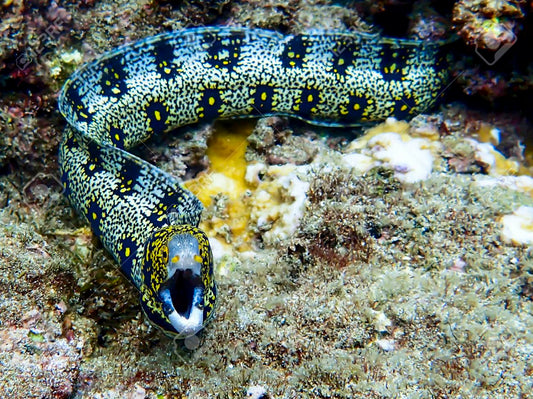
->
[[58, 26, 449, 338]]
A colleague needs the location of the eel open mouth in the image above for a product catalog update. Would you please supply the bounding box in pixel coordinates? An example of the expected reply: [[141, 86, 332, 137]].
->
[[159, 269, 204, 336]]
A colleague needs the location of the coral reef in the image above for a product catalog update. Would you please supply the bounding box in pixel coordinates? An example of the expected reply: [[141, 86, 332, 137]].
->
[[452, 0, 525, 50], [0, 0, 532, 397], [230, 0, 366, 32], [451, 1, 533, 104]]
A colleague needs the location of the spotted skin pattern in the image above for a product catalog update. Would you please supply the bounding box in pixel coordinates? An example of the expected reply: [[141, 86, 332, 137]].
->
[[58, 27, 450, 337]]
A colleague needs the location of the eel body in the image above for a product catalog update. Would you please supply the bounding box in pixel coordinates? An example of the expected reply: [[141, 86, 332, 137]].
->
[[58, 26, 449, 338]]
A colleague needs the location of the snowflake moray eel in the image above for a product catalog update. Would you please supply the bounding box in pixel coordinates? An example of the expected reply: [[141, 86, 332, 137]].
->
[[58, 26, 450, 338]]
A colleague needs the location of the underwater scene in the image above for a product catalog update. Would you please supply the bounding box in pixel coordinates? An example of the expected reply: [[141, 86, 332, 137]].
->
[[0, 0, 532, 398]]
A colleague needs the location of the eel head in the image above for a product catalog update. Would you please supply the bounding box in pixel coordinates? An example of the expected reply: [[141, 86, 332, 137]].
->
[[140, 225, 216, 338]]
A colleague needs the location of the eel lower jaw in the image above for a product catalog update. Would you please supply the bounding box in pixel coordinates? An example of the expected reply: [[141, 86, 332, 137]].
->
[[166, 302, 204, 336], [158, 272, 205, 336]]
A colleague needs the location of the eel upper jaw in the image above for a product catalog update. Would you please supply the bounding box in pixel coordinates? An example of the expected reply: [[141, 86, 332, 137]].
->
[[158, 268, 205, 336]]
